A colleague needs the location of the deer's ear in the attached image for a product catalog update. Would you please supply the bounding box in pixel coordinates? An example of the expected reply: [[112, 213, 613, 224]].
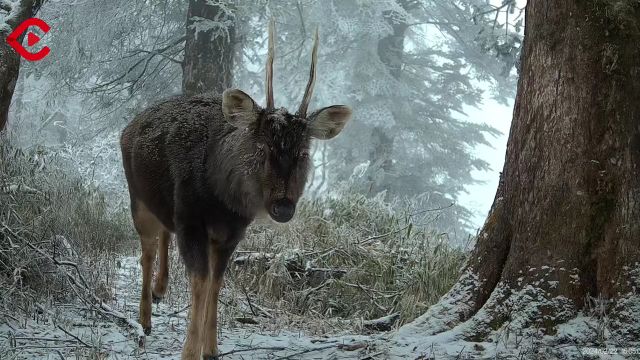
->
[[308, 105, 352, 140], [222, 89, 258, 128]]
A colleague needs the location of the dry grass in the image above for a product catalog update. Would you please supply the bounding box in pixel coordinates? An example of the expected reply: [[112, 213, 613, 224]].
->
[[1, 139, 466, 339], [0, 142, 136, 313], [224, 190, 468, 332], [155, 188, 467, 335]]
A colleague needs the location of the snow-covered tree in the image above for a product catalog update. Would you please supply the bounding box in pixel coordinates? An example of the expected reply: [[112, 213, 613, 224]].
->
[[400, 0, 640, 346], [10, 0, 523, 235], [0, 0, 46, 131]]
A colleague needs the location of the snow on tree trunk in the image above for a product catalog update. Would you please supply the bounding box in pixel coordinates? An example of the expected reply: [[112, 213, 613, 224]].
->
[[182, 0, 235, 96], [0, 35, 20, 131], [0, 0, 43, 132], [400, 0, 640, 341]]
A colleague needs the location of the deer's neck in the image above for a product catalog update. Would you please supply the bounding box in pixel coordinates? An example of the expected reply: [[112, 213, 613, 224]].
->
[[205, 127, 263, 219]]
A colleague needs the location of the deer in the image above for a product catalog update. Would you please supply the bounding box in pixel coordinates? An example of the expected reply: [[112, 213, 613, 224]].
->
[[119, 20, 351, 359]]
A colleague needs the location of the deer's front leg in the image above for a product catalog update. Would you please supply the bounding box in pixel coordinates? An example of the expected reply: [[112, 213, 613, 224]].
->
[[177, 220, 210, 360], [182, 271, 208, 360], [201, 273, 222, 359], [201, 240, 238, 359]]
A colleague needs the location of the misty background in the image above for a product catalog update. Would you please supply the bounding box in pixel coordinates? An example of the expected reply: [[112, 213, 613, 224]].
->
[[0, 1, 535, 356], [5, 0, 522, 240]]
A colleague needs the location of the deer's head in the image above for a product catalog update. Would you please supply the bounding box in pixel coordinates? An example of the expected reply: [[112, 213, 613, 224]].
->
[[221, 20, 351, 223]]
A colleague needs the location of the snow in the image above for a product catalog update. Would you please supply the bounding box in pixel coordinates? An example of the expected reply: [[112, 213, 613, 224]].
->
[[2, 258, 638, 359], [0, 1, 21, 32], [189, 16, 232, 41]]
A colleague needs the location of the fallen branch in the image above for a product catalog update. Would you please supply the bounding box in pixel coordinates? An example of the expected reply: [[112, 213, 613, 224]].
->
[[56, 325, 91, 348], [275, 344, 336, 359], [0, 184, 41, 194], [235, 317, 259, 325], [362, 313, 399, 332], [235, 251, 346, 285], [152, 304, 190, 317], [95, 300, 146, 346], [233, 252, 274, 265], [233, 252, 275, 265], [1, 223, 146, 345], [218, 345, 287, 357], [359, 225, 411, 245], [337, 342, 368, 351]]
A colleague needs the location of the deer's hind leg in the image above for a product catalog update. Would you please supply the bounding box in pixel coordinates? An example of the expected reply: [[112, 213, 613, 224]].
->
[[152, 229, 171, 302], [132, 201, 165, 335]]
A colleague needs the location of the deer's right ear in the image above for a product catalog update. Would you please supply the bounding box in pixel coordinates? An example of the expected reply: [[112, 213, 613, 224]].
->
[[222, 89, 258, 128]]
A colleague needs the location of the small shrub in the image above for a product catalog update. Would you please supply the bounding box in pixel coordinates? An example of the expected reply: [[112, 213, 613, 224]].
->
[[229, 189, 467, 329], [0, 141, 135, 310]]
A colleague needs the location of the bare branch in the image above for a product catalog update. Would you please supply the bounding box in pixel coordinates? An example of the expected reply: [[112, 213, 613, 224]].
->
[[126, 48, 182, 65], [92, 35, 185, 93]]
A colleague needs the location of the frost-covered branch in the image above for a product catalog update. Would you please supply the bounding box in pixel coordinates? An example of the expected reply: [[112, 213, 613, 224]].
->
[[91, 35, 185, 93], [189, 16, 233, 41], [1, 0, 46, 31], [0, 1, 13, 13], [127, 48, 183, 65]]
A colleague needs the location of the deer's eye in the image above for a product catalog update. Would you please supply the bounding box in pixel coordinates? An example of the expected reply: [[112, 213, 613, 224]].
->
[[300, 151, 310, 159]]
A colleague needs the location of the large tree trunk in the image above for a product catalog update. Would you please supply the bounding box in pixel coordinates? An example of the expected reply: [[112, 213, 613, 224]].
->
[[401, 0, 640, 341], [182, 0, 236, 96], [0, 38, 20, 132], [0, 0, 43, 132]]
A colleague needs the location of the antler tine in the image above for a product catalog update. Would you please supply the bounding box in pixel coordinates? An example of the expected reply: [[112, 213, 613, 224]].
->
[[266, 18, 275, 109], [298, 27, 319, 117]]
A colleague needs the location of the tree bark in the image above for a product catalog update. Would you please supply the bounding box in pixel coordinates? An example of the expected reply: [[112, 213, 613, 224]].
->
[[402, 0, 640, 340], [0, 0, 43, 132], [182, 0, 236, 96], [0, 37, 20, 132]]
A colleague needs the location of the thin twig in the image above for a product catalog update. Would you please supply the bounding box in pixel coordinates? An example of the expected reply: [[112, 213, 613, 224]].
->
[[56, 325, 91, 348], [152, 304, 190, 317], [218, 345, 287, 357], [275, 344, 336, 359], [359, 225, 410, 245], [1, 223, 146, 344]]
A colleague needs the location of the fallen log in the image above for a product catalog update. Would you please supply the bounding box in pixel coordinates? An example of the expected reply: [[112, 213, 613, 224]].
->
[[362, 313, 399, 332]]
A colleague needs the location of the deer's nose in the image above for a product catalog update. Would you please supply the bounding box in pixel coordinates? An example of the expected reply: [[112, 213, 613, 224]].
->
[[270, 199, 295, 223]]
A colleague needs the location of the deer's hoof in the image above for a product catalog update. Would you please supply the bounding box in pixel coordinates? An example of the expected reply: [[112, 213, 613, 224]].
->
[[152, 291, 163, 304]]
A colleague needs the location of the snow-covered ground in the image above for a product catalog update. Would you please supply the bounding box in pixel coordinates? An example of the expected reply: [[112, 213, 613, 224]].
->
[[0, 257, 385, 359], [1, 256, 636, 359]]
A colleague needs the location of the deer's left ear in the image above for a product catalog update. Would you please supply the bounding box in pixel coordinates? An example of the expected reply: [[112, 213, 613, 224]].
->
[[308, 105, 352, 140]]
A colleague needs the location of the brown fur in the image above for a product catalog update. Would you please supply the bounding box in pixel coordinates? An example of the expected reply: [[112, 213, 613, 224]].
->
[[120, 90, 350, 358]]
